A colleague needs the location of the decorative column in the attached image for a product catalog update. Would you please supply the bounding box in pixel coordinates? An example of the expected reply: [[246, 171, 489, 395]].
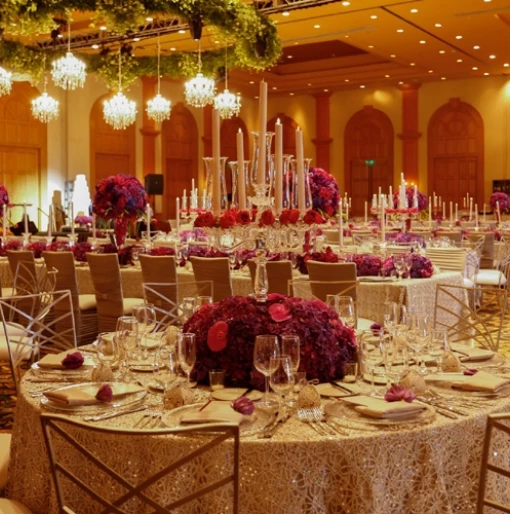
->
[[140, 77, 161, 177], [398, 83, 421, 186], [311, 92, 333, 170]]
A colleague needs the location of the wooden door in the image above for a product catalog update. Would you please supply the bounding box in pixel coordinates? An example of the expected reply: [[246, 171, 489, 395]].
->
[[344, 106, 394, 216], [428, 98, 483, 206]]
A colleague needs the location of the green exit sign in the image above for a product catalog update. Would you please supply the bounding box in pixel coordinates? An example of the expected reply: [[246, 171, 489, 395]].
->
[[365, 159, 375, 166]]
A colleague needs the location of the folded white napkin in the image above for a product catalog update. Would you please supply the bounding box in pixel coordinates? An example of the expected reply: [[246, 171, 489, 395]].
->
[[180, 401, 244, 425], [341, 395, 426, 419], [451, 371, 509, 393], [44, 383, 145, 406], [450, 343, 495, 362], [37, 351, 94, 370]]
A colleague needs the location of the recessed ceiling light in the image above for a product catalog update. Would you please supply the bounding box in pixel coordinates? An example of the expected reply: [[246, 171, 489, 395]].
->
[[484, 0, 492, 2], [390, 54, 396, 58], [441, 77, 446, 80], [282, 11, 290, 16], [385, 74, 390, 78], [178, 29, 186, 34], [370, 15, 378, 20], [420, 40, 426, 44], [249, 81, 255, 84], [456, 35, 463, 39], [410, 9, 418, 13], [397, 29, 404, 33], [360, 85, 365, 89], [272, 86, 277, 90], [92, 44, 99, 49], [504, 63, 510, 68], [342, 1, 350, 5], [472, 66, 478, 70], [484, 72, 490, 75], [99, 25, 107, 31], [410, 62, 416, 66], [314, 24, 320, 29], [399, 81, 404, 85], [324, 88, 329, 92], [215, 40, 220, 44], [435, 23, 442, 28], [57, 34, 63, 38], [308, 83, 312, 86], [294, 42, 299, 45], [289, 92, 294, 95], [490, 55, 496, 59], [457, 59, 463, 63], [170, 47, 176, 51], [368, 45, 374, 49], [473, 45, 480, 50], [344, 79, 350, 82], [428, 70, 434, 73], [146, 17, 153, 22], [287, 55, 293, 59], [255, 96, 259, 99], [439, 50, 446, 54]]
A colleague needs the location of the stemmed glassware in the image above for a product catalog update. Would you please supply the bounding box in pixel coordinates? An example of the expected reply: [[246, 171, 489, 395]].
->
[[406, 315, 430, 374], [194, 296, 213, 311], [132, 304, 157, 358], [253, 334, 280, 408], [116, 316, 139, 382], [429, 329, 448, 373], [359, 330, 384, 397], [181, 297, 196, 325], [176, 332, 196, 386], [269, 355, 295, 406], [394, 257, 405, 281], [326, 295, 356, 327], [95, 332, 120, 381], [381, 330, 409, 386], [228, 251, 237, 272], [281, 335, 300, 402]]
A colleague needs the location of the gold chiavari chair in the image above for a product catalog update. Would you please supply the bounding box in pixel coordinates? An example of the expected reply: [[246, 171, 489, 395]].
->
[[190, 257, 233, 302], [247, 260, 294, 296]]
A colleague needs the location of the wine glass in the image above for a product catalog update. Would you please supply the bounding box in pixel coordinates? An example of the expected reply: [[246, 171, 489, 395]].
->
[[253, 334, 280, 408], [281, 335, 300, 373], [116, 316, 139, 382], [269, 355, 295, 406], [194, 296, 213, 311], [326, 295, 356, 327], [383, 302, 399, 330], [181, 297, 196, 325], [394, 257, 405, 281], [381, 330, 409, 386], [176, 332, 196, 385], [359, 330, 383, 397], [132, 304, 157, 359], [406, 315, 430, 374], [95, 332, 120, 381], [228, 251, 237, 272], [429, 329, 448, 373]]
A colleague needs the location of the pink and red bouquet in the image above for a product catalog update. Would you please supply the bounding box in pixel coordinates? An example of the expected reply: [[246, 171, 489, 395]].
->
[[303, 209, 325, 225], [386, 232, 426, 246], [382, 253, 434, 279], [148, 246, 176, 256], [185, 294, 357, 389], [181, 228, 207, 243], [92, 174, 148, 221], [194, 212, 216, 228], [236, 210, 251, 225], [46, 241, 70, 252], [26, 241, 47, 258], [349, 253, 383, 276], [72, 242, 93, 262], [308, 167, 340, 218], [279, 209, 300, 225], [259, 209, 276, 227], [296, 246, 339, 274], [392, 187, 428, 211], [75, 215, 93, 226], [0, 184, 10, 208], [490, 192, 510, 214], [0, 239, 22, 256]]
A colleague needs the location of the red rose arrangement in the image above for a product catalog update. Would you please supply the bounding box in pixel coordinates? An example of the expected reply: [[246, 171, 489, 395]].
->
[[279, 209, 300, 225], [303, 209, 325, 225], [259, 209, 275, 227]]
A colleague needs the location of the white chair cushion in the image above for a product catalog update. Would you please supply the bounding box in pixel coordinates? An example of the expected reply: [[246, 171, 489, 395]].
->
[[0, 499, 34, 514], [0, 433, 11, 490], [357, 318, 378, 330], [473, 270, 507, 286], [123, 298, 143, 315], [78, 294, 97, 311]]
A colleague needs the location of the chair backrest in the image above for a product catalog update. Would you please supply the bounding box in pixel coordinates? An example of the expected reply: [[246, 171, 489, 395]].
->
[[42, 251, 79, 304], [425, 247, 467, 273], [7, 250, 37, 294], [437, 231, 463, 245], [307, 262, 357, 302], [352, 232, 373, 246], [477, 412, 510, 514], [386, 245, 412, 255], [86, 253, 123, 333], [139, 254, 177, 284], [434, 283, 508, 351], [247, 260, 294, 296], [41, 413, 240, 514], [0, 290, 76, 390], [470, 231, 494, 269], [190, 257, 233, 302], [288, 278, 357, 302]]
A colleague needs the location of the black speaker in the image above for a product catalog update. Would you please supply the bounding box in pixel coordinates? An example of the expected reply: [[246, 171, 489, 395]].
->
[[145, 174, 164, 195]]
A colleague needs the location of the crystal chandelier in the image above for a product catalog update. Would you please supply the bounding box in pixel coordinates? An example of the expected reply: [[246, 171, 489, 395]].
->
[[51, 22, 86, 90], [214, 47, 241, 119], [185, 40, 215, 108], [146, 39, 171, 122], [0, 66, 12, 97], [103, 50, 137, 130], [31, 59, 59, 123]]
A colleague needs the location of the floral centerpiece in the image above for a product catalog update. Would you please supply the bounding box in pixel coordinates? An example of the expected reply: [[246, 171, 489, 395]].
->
[[92, 174, 148, 247], [0, 239, 22, 256], [349, 254, 383, 276], [490, 192, 510, 214], [0, 184, 9, 209], [392, 187, 428, 212], [75, 215, 93, 227], [296, 246, 339, 274], [26, 241, 46, 258], [385, 232, 426, 246], [381, 253, 434, 279], [184, 294, 357, 389], [148, 246, 176, 257], [72, 242, 93, 262], [308, 168, 340, 218]]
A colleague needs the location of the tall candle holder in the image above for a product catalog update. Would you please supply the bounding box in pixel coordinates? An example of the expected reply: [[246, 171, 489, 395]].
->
[[22, 232, 30, 249], [228, 160, 250, 210], [249, 131, 275, 197], [203, 157, 228, 211], [290, 157, 312, 209]]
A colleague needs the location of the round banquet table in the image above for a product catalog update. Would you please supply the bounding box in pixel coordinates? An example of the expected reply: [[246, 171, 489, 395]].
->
[[7, 370, 510, 514]]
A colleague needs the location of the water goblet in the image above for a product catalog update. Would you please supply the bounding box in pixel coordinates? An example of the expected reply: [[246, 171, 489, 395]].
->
[[95, 332, 120, 381], [394, 257, 405, 281], [194, 296, 213, 311], [176, 332, 196, 386], [429, 329, 448, 373], [253, 334, 280, 408], [382, 330, 409, 386], [383, 302, 399, 330], [269, 355, 295, 407], [228, 251, 237, 272], [359, 330, 384, 397], [181, 297, 196, 324], [116, 316, 139, 382], [281, 335, 300, 373], [132, 303, 157, 358]]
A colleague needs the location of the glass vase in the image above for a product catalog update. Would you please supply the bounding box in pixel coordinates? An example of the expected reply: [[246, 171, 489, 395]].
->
[[203, 157, 228, 211], [290, 158, 312, 209], [249, 131, 275, 195], [282, 154, 294, 210], [114, 218, 128, 248], [228, 160, 251, 210]]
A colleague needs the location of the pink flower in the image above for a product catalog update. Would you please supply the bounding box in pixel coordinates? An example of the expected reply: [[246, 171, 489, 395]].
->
[[384, 385, 416, 403], [95, 384, 113, 403], [61, 352, 84, 370], [259, 210, 275, 227], [207, 321, 229, 352], [463, 369, 478, 376], [268, 303, 291, 322], [231, 396, 255, 415]]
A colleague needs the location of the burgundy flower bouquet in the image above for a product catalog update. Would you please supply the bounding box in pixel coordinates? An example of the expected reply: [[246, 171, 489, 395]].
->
[[0, 239, 22, 256], [296, 246, 339, 274], [309, 167, 340, 218], [148, 246, 176, 256], [26, 241, 47, 258], [490, 192, 510, 214], [92, 174, 148, 246], [75, 215, 93, 226], [392, 187, 429, 211], [0, 184, 10, 208], [386, 232, 426, 246], [349, 253, 383, 276], [184, 294, 357, 389], [72, 242, 93, 262], [381, 253, 434, 279]]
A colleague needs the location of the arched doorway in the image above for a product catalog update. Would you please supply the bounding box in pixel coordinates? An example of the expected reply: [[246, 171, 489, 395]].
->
[[0, 81, 47, 228], [90, 94, 136, 188], [220, 117, 249, 197], [344, 106, 394, 216], [161, 102, 198, 219], [268, 113, 298, 156], [427, 98, 484, 206]]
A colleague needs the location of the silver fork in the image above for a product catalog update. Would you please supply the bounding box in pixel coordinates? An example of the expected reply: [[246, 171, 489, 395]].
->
[[298, 409, 335, 436], [134, 410, 159, 428]]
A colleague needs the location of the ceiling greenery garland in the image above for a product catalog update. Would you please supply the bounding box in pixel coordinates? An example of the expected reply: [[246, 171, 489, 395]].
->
[[0, 0, 282, 89]]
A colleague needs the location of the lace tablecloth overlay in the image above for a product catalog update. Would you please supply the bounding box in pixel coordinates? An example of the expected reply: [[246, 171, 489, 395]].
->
[[7, 371, 510, 514]]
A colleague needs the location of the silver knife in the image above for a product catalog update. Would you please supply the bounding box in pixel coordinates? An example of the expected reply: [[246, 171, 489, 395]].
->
[[259, 412, 291, 438], [83, 404, 148, 422]]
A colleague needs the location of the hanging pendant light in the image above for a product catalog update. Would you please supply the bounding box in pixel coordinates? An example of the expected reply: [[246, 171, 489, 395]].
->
[[103, 49, 137, 130], [214, 47, 241, 119], [146, 38, 171, 122], [184, 39, 216, 108], [32, 56, 59, 123], [51, 21, 86, 90], [0, 66, 12, 97]]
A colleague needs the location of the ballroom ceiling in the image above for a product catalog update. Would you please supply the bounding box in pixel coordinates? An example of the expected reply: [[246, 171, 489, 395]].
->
[[7, 0, 510, 96]]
